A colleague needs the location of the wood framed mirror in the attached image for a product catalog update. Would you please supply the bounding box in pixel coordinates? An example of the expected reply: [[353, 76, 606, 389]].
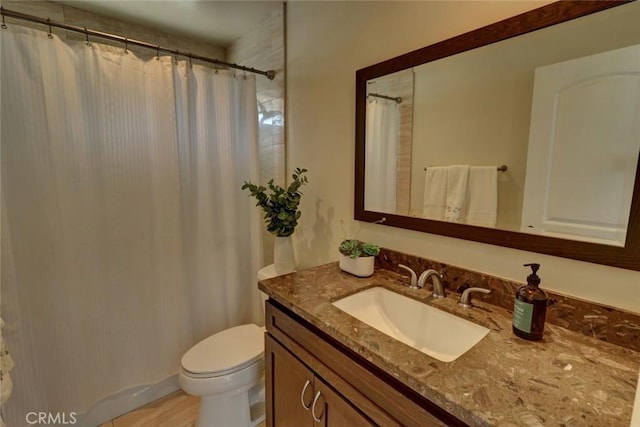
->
[[355, 0, 640, 271]]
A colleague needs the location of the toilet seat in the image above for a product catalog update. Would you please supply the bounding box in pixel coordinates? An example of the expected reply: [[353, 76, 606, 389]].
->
[[181, 324, 265, 378]]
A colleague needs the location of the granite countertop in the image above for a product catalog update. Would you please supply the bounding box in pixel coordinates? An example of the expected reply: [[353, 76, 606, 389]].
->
[[258, 262, 640, 427]]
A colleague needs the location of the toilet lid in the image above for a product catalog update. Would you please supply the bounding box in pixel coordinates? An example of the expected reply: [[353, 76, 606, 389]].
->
[[181, 324, 265, 376]]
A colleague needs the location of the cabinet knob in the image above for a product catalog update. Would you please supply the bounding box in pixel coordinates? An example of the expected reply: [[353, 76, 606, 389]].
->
[[311, 390, 324, 423], [300, 379, 312, 410]]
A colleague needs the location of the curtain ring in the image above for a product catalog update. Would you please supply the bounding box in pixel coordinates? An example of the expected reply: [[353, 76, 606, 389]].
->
[[46, 18, 53, 39], [123, 37, 128, 55], [188, 55, 193, 69], [156, 45, 160, 61], [1, 10, 8, 30], [84, 27, 90, 46], [174, 50, 179, 65]]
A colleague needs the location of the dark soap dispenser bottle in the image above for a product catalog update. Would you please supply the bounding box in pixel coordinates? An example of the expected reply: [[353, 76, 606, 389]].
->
[[512, 263, 548, 341]]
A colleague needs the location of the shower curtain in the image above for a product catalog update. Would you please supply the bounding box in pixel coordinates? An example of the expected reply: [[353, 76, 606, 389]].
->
[[364, 98, 399, 213], [0, 26, 263, 426]]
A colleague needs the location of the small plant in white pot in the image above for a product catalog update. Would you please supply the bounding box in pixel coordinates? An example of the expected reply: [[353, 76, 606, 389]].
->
[[338, 239, 380, 277]]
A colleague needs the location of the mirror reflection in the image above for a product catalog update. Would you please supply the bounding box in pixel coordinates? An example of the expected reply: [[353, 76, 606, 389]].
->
[[364, 1, 640, 247]]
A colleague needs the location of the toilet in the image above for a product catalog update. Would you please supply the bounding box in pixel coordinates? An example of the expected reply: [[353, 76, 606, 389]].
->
[[178, 265, 279, 427]]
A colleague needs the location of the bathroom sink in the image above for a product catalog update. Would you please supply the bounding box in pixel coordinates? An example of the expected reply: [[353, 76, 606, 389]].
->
[[332, 287, 489, 362]]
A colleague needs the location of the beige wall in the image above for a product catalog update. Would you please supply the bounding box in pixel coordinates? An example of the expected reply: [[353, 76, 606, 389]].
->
[[411, 47, 530, 230], [286, 1, 640, 314]]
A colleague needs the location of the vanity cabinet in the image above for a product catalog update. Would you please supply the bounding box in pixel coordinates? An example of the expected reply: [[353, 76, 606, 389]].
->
[[265, 299, 465, 427], [267, 334, 373, 426]]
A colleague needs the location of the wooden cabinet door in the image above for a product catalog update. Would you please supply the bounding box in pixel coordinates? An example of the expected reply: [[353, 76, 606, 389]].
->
[[266, 334, 314, 427], [312, 377, 374, 427], [267, 334, 375, 427]]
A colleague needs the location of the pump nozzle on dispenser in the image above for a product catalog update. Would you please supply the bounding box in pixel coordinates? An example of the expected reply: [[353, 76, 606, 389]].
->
[[524, 263, 541, 286], [524, 263, 540, 273]]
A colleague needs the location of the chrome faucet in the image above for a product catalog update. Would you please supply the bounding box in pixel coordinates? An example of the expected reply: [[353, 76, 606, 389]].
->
[[398, 265, 446, 298], [418, 270, 446, 299], [458, 287, 492, 308]]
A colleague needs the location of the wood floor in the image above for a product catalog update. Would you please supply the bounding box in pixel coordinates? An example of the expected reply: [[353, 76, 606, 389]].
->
[[100, 391, 267, 427], [100, 391, 198, 427]]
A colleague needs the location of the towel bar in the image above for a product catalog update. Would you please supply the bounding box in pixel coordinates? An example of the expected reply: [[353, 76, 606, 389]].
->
[[424, 165, 508, 172]]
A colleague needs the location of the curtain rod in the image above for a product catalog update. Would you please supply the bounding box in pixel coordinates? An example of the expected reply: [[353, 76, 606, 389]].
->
[[368, 92, 402, 104], [0, 7, 275, 80]]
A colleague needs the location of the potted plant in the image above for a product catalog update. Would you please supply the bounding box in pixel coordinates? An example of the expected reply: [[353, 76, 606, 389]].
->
[[338, 238, 380, 278], [242, 167, 308, 273]]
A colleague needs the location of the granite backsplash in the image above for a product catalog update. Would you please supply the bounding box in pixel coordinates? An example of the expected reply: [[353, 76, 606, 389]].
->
[[375, 248, 640, 352]]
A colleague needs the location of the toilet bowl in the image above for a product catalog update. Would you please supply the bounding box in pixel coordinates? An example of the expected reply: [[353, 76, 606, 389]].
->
[[179, 324, 266, 427], [179, 265, 282, 427]]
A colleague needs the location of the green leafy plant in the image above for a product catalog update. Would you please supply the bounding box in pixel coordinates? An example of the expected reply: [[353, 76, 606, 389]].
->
[[338, 219, 380, 259], [339, 239, 380, 259], [242, 168, 309, 237]]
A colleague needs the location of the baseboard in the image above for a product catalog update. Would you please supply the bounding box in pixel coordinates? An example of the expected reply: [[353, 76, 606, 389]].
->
[[73, 375, 180, 427]]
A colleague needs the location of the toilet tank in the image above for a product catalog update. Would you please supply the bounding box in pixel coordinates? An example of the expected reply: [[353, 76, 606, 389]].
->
[[257, 264, 292, 310]]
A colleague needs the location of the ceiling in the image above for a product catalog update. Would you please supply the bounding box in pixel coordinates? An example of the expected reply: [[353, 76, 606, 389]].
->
[[55, 1, 281, 47]]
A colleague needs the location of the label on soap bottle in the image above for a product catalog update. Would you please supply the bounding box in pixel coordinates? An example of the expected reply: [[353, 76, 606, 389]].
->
[[513, 298, 533, 333]]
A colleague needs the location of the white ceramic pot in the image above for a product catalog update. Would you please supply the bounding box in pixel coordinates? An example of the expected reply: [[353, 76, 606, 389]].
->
[[339, 254, 374, 277], [274, 236, 296, 274]]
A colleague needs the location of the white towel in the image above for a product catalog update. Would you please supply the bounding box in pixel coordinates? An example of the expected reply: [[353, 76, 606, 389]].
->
[[444, 165, 469, 223], [466, 166, 498, 227], [422, 167, 448, 220]]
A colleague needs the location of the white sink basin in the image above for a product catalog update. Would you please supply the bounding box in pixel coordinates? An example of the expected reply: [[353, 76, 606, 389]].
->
[[332, 287, 489, 362]]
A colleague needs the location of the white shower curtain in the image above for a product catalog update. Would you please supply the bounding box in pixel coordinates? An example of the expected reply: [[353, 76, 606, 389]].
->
[[0, 26, 262, 426], [364, 98, 399, 213]]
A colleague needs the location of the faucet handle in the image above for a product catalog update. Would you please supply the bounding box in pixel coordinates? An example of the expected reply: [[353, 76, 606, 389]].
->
[[458, 287, 492, 308], [398, 264, 418, 289]]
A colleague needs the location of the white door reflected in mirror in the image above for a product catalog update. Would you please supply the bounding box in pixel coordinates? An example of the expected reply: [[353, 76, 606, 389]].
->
[[522, 44, 640, 247]]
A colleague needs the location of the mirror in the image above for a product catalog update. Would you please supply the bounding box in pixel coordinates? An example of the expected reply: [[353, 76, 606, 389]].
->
[[355, 1, 640, 271]]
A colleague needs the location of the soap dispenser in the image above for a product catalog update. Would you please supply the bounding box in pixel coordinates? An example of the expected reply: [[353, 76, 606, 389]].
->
[[512, 263, 548, 341]]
